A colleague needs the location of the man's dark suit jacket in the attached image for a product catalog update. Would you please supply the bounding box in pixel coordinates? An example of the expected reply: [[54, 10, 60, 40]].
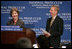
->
[[46, 16, 63, 48], [7, 19, 24, 29]]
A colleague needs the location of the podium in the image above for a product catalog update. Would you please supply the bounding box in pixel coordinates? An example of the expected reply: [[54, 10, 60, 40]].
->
[[1, 28, 36, 45]]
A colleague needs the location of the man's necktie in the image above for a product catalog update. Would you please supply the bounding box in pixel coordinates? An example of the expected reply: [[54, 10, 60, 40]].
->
[[50, 18, 54, 27]]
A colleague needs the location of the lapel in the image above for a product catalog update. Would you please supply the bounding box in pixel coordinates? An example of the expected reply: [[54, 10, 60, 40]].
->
[[50, 16, 58, 28], [49, 18, 51, 29]]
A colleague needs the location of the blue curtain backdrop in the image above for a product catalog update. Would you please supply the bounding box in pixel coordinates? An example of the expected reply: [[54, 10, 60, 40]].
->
[[1, 1, 71, 43]]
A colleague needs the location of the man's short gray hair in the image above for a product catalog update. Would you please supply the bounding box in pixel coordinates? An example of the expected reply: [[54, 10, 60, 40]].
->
[[51, 5, 59, 12]]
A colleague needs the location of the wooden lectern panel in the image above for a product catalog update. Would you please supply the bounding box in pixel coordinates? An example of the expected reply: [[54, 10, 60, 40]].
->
[[1, 31, 25, 44], [6, 32, 17, 44], [1, 32, 7, 44], [1, 28, 36, 45]]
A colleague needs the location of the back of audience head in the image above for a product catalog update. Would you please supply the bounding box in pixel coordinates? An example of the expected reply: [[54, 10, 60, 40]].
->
[[16, 37, 32, 48]]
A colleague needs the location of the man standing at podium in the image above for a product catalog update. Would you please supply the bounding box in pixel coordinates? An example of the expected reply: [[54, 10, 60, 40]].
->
[[45, 5, 64, 48]]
